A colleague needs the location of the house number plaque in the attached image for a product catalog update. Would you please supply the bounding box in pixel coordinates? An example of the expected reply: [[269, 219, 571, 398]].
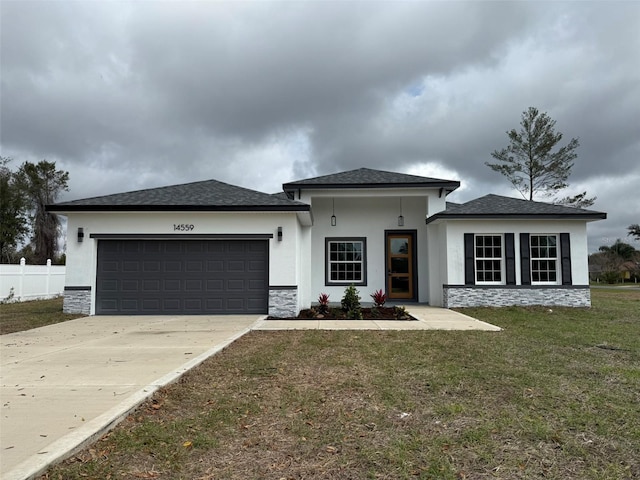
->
[[173, 224, 195, 231]]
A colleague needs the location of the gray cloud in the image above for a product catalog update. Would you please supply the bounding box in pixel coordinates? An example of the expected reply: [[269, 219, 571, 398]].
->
[[1, 1, 638, 251]]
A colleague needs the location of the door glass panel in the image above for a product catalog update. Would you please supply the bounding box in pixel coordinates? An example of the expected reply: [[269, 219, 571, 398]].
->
[[391, 257, 409, 274], [391, 276, 410, 294], [390, 238, 409, 254]]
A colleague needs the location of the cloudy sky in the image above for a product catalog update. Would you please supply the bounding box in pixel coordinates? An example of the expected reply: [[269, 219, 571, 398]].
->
[[1, 1, 638, 252]]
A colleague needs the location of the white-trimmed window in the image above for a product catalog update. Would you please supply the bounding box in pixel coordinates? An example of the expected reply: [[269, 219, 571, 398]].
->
[[475, 235, 503, 284], [326, 238, 366, 285], [530, 235, 558, 284]]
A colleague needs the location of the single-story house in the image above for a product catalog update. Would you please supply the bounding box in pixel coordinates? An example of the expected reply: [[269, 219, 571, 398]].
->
[[47, 168, 606, 317]]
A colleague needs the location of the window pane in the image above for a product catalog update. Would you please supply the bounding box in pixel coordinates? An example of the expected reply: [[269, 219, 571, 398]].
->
[[530, 236, 558, 284], [327, 240, 364, 283], [391, 257, 409, 274], [391, 238, 409, 254]]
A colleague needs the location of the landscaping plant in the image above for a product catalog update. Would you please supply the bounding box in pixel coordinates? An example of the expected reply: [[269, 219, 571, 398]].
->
[[341, 284, 362, 319], [370, 288, 387, 308], [317, 293, 330, 315]]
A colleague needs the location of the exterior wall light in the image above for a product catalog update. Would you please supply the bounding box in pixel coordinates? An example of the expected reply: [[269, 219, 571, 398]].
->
[[277, 226, 283, 241], [398, 198, 404, 226], [331, 198, 337, 226], [77, 227, 84, 243]]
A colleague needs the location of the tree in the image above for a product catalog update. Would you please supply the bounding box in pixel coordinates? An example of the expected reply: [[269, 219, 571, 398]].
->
[[629, 224, 640, 241], [486, 107, 595, 207], [598, 239, 636, 261], [0, 157, 30, 262], [14, 160, 69, 264]]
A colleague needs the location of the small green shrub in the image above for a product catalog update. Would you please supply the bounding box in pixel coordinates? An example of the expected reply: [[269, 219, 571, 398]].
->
[[341, 284, 362, 319], [394, 305, 409, 320]]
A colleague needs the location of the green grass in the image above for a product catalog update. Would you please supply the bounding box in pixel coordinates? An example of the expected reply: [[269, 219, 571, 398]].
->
[[40, 289, 640, 479], [0, 297, 84, 334]]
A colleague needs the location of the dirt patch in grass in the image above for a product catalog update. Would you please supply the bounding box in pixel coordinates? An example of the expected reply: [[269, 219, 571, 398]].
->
[[0, 297, 84, 335], [40, 289, 640, 479]]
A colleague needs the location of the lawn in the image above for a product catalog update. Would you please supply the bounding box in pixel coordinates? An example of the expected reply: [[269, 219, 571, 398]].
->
[[40, 289, 640, 479], [0, 297, 84, 335]]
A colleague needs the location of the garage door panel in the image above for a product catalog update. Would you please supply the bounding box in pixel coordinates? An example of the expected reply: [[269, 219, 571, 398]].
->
[[123, 242, 142, 254], [185, 279, 203, 291], [186, 261, 204, 272], [228, 260, 246, 272], [206, 279, 224, 291], [121, 299, 140, 311], [122, 279, 139, 292], [163, 279, 181, 291], [164, 261, 182, 273], [96, 239, 268, 314], [143, 261, 161, 272], [162, 299, 181, 311]]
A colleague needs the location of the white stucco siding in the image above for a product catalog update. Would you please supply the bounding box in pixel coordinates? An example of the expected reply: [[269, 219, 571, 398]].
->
[[63, 211, 302, 314], [426, 222, 448, 307], [308, 195, 431, 303], [444, 220, 590, 286]]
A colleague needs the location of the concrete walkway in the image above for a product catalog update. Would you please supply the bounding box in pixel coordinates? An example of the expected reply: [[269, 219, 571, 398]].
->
[[0, 308, 499, 480], [254, 305, 502, 331]]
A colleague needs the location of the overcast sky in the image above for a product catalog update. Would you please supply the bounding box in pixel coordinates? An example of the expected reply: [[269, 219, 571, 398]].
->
[[1, 1, 638, 252]]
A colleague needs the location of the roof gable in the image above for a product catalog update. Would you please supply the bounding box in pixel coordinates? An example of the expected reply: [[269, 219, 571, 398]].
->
[[283, 167, 460, 193], [427, 194, 606, 223], [48, 179, 309, 212]]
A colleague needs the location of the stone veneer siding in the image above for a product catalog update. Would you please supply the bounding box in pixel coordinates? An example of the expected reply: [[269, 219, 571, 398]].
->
[[268, 287, 298, 317], [63, 287, 92, 315], [444, 285, 591, 308]]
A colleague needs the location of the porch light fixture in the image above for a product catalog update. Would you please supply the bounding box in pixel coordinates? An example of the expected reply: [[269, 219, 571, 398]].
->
[[331, 198, 337, 226], [77, 227, 84, 243], [277, 226, 283, 241], [397, 198, 404, 227]]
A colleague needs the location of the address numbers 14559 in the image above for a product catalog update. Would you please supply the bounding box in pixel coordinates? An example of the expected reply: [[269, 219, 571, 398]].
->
[[173, 224, 195, 231]]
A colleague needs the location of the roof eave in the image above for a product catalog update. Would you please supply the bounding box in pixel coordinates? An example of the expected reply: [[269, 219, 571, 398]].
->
[[425, 212, 608, 224], [46, 204, 311, 213], [283, 181, 460, 193]]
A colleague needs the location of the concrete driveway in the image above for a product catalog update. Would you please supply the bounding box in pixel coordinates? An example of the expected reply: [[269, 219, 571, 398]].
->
[[0, 315, 259, 480]]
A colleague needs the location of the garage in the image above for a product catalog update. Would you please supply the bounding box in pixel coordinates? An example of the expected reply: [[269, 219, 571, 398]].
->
[[96, 239, 269, 315]]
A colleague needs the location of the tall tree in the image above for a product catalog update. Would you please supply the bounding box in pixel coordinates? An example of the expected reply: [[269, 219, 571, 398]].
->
[[15, 160, 69, 264], [0, 157, 30, 262], [486, 107, 595, 207], [629, 224, 640, 241], [598, 239, 637, 261]]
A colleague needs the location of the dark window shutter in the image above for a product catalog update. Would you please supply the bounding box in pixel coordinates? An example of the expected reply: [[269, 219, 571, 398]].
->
[[464, 233, 475, 285], [560, 233, 572, 285], [505, 233, 516, 285], [520, 233, 531, 285]]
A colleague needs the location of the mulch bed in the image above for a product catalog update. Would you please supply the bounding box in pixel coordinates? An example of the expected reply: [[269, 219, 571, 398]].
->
[[267, 306, 415, 320]]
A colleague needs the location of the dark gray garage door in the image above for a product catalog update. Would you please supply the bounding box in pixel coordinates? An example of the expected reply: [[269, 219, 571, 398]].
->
[[96, 239, 268, 315]]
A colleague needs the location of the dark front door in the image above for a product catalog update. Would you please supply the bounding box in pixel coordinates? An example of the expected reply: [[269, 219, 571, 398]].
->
[[386, 232, 415, 300], [96, 239, 268, 315]]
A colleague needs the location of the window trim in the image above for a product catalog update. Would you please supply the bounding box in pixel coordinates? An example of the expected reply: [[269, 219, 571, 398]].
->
[[474, 234, 505, 285], [325, 237, 367, 286], [530, 234, 560, 285]]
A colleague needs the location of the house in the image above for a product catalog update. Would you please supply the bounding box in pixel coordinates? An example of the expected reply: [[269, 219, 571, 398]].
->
[[47, 168, 606, 317]]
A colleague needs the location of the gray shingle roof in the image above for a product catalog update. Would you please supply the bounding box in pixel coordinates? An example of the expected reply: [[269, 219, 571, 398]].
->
[[283, 167, 460, 193], [48, 179, 310, 212], [427, 194, 606, 223]]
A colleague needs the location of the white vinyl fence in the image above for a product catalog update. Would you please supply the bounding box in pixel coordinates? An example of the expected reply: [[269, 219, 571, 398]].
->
[[0, 259, 66, 303]]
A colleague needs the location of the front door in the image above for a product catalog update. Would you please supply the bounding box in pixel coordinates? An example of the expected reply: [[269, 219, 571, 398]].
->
[[386, 232, 415, 300]]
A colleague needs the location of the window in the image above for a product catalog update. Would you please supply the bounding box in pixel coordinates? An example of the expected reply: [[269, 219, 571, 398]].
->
[[530, 235, 558, 283], [326, 238, 366, 285], [475, 235, 503, 283]]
